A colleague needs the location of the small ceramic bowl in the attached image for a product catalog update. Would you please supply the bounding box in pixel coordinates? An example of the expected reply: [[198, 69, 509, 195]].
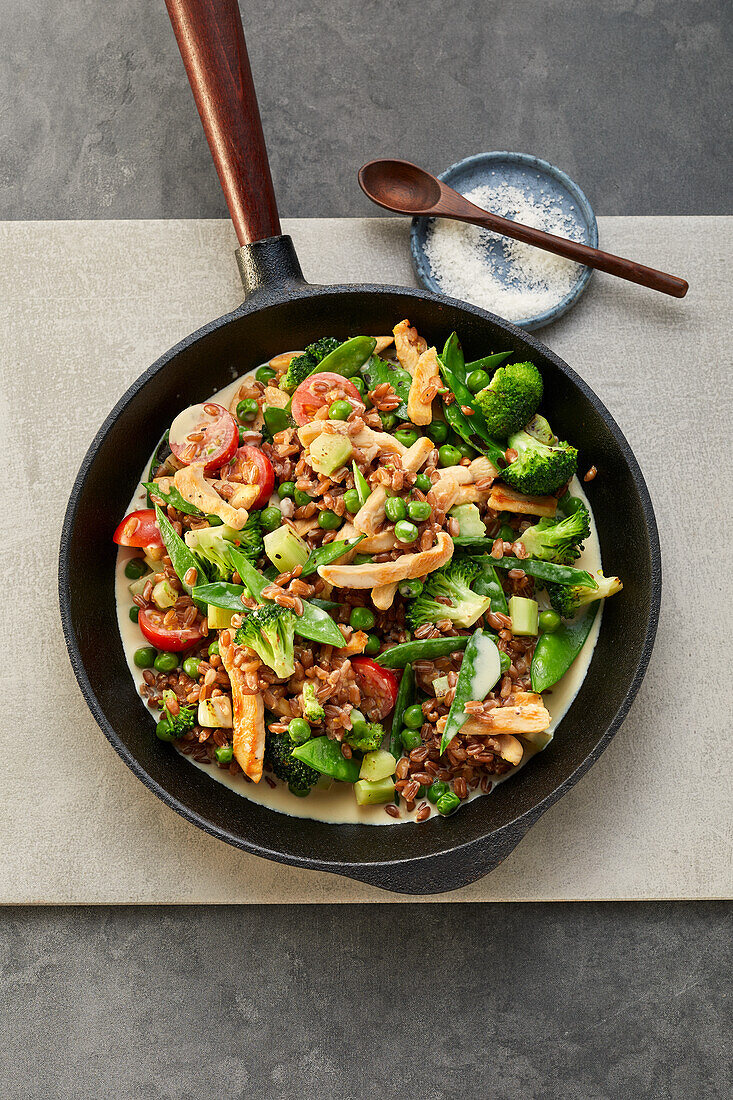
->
[[411, 151, 598, 330]]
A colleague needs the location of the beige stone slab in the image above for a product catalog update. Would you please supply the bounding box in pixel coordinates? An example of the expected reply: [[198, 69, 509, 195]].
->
[[0, 217, 730, 903]]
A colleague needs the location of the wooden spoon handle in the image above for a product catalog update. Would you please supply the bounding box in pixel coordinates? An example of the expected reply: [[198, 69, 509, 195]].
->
[[456, 207, 688, 298], [165, 0, 280, 245]]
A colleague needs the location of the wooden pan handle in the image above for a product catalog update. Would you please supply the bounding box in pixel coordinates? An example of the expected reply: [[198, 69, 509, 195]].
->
[[165, 0, 281, 245]]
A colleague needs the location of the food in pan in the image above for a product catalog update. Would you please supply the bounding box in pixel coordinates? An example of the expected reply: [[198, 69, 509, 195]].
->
[[114, 322, 622, 824]]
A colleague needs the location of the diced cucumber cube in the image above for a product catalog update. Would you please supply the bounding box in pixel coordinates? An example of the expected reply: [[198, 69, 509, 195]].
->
[[359, 749, 397, 782], [354, 777, 396, 806], [152, 578, 178, 610], [309, 434, 353, 476], [509, 595, 539, 636], [449, 503, 485, 537], [198, 697, 233, 728], [263, 526, 309, 572], [208, 604, 235, 630]]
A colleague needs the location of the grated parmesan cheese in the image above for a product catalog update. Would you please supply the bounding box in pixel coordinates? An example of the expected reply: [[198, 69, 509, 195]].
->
[[423, 178, 586, 322]]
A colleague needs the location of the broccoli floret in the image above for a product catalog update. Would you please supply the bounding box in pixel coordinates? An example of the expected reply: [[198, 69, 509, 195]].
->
[[547, 572, 623, 617], [235, 604, 296, 679], [157, 691, 197, 739], [344, 720, 386, 754], [265, 725, 320, 792], [520, 505, 590, 565], [473, 361, 543, 440], [407, 556, 491, 630], [502, 429, 578, 496], [237, 511, 264, 564], [185, 524, 240, 581], [280, 337, 341, 393], [301, 681, 325, 723]]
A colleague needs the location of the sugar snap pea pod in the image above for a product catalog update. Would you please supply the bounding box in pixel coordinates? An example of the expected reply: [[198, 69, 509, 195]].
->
[[192, 582, 248, 611], [440, 360, 505, 458], [154, 506, 204, 597], [531, 603, 599, 692], [472, 560, 509, 614], [263, 405, 291, 435], [361, 355, 411, 417], [144, 481, 203, 517], [464, 350, 512, 374], [441, 332, 466, 380], [310, 597, 343, 612], [292, 737, 361, 782], [440, 629, 503, 753], [452, 543, 599, 589], [390, 663, 415, 759], [318, 336, 377, 379], [228, 548, 347, 648], [352, 461, 371, 506], [301, 536, 365, 577], [376, 636, 469, 668]]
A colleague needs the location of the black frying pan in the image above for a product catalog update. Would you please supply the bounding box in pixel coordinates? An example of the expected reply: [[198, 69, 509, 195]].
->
[[58, 0, 661, 894]]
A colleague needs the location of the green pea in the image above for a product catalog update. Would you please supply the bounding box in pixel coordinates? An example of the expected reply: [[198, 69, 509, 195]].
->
[[328, 399, 353, 421], [438, 444, 462, 468], [353, 553, 373, 566], [133, 646, 156, 669], [124, 557, 147, 580], [407, 500, 431, 522], [394, 519, 419, 543], [155, 719, 177, 742], [293, 489, 313, 507], [385, 496, 407, 523], [129, 606, 139, 623], [364, 634, 381, 656], [260, 506, 282, 532], [499, 524, 515, 542], [318, 510, 342, 531], [394, 428, 419, 448], [400, 728, 422, 752], [436, 792, 461, 816], [351, 377, 366, 396], [350, 606, 376, 631], [215, 743, 234, 763], [255, 366, 277, 384], [466, 369, 490, 393], [236, 398, 259, 423], [154, 651, 179, 673], [403, 704, 424, 730], [455, 441, 475, 459], [208, 639, 220, 657], [278, 481, 296, 500], [539, 609, 562, 634], [289, 784, 311, 797], [560, 495, 585, 516], [427, 781, 449, 804], [206, 514, 223, 526], [343, 488, 361, 514], [426, 421, 449, 444], [398, 578, 423, 599], [414, 473, 432, 493], [380, 412, 398, 430], [183, 657, 201, 678], [288, 718, 312, 744]]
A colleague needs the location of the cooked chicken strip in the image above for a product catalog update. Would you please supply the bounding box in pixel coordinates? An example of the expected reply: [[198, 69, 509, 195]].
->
[[221, 643, 265, 782], [174, 464, 249, 529], [353, 486, 387, 536], [372, 582, 398, 610], [461, 700, 551, 737], [298, 420, 406, 463], [211, 482, 262, 511], [374, 335, 395, 354], [488, 484, 558, 518], [468, 455, 499, 483], [319, 532, 453, 588], [393, 319, 427, 376], [407, 346, 442, 426], [429, 467, 475, 513]]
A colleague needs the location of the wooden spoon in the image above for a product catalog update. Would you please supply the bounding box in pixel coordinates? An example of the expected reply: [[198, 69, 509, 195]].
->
[[358, 158, 688, 298]]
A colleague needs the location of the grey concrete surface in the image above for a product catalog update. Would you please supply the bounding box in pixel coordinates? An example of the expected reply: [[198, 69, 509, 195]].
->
[[1, 904, 730, 1100], [0, 0, 731, 220]]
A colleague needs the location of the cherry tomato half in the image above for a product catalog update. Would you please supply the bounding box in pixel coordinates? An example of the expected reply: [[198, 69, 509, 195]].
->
[[138, 607, 207, 653], [113, 509, 164, 551], [169, 402, 238, 472], [291, 372, 363, 427], [351, 657, 399, 721], [218, 446, 275, 510]]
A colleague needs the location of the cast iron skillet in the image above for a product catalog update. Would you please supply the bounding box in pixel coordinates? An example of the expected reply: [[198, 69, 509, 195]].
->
[[58, 0, 661, 894]]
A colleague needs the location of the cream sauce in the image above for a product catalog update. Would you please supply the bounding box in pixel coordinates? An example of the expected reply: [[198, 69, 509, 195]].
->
[[115, 371, 603, 826]]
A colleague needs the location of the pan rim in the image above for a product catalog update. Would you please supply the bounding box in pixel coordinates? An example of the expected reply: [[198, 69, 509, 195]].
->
[[58, 280, 661, 891]]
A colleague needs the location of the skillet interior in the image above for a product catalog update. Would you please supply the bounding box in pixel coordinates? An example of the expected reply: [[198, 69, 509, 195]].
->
[[60, 284, 660, 894]]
